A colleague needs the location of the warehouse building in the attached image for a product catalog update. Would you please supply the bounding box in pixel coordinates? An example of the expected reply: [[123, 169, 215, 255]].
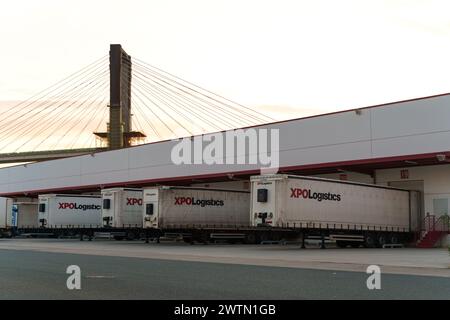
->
[[0, 93, 449, 244]]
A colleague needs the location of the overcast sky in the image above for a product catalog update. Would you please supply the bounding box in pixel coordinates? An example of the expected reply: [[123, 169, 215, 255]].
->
[[1, 0, 449, 119]]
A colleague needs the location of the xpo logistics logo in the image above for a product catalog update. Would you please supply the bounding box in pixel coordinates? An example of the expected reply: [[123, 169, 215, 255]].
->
[[126, 198, 143, 206], [58, 203, 101, 210], [290, 188, 342, 202], [174, 197, 224, 207]]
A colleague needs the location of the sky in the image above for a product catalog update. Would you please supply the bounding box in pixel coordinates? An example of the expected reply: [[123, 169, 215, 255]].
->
[[0, 0, 450, 143]]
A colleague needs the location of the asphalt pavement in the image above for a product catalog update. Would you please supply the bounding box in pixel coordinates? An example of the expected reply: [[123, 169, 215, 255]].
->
[[0, 248, 449, 299]]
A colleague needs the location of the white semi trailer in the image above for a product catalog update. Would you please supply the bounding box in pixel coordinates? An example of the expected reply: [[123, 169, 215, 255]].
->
[[38, 194, 102, 228], [0, 197, 13, 236], [143, 187, 250, 232], [101, 188, 143, 228], [250, 174, 420, 247]]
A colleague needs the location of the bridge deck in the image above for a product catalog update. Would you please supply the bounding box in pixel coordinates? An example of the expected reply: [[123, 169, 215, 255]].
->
[[0, 148, 106, 164]]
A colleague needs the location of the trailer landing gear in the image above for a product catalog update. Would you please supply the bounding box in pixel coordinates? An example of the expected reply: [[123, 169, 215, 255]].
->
[[320, 234, 326, 249]]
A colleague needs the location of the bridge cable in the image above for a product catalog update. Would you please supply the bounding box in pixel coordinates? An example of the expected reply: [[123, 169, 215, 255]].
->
[[131, 69, 239, 130], [131, 68, 251, 129], [0, 63, 109, 141], [0, 55, 108, 120], [1, 69, 109, 151], [16, 78, 109, 152], [132, 57, 273, 122]]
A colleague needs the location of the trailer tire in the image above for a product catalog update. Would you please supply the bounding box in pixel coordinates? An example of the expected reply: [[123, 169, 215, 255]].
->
[[245, 233, 257, 244], [377, 234, 387, 248], [390, 234, 400, 245], [126, 232, 136, 241], [350, 242, 360, 248], [364, 234, 376, 248]]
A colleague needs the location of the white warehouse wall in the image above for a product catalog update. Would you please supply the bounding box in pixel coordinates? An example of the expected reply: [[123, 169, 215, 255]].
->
[[0, 94, 450, 195], [376, 164, 450, 246], [376, 164, 450, 217], [314, 172, 374, 184]]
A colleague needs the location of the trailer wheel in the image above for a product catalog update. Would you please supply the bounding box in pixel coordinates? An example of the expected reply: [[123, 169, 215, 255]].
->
[[364, 234, 376, 248], [350, 243, 360, 248], [126, 232, 136, 241], [390, 234, 400, 245], [377, 234, 387, 248], [246, 233, 257, 244]]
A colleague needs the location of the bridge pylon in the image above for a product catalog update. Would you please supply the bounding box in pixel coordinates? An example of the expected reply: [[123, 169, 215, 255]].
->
[[94, 44, 145, 149]]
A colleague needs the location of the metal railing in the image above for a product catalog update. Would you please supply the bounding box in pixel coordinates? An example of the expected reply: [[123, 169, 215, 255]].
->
[[423, 214, 450, 232]]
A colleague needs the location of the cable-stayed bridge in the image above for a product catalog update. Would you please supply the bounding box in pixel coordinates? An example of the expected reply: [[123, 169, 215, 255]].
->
[[0, 44, 273, 164]]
